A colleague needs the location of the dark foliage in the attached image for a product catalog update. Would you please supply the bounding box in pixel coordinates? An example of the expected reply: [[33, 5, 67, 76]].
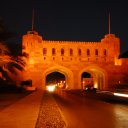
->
[[0, 78, 23, 93], [0, 19, 26, 86]]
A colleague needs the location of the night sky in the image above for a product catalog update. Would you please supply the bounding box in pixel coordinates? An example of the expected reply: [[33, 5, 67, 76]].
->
[[0, 0, 128, 54]]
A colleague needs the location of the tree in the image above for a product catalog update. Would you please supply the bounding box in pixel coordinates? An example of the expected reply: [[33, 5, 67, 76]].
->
[[0, 42, 25, 83], [0, 19, 25, 85]]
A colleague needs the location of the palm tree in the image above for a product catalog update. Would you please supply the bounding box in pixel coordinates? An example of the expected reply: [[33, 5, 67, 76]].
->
[[0, 19, 26, 86], [0, 42, 25, 85]]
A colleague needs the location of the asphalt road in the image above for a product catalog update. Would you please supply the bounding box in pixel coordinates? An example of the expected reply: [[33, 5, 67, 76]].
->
[[53, 90, 128, 128]]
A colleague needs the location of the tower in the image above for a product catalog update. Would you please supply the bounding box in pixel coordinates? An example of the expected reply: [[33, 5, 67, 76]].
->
[[22, 10, 43, 64]]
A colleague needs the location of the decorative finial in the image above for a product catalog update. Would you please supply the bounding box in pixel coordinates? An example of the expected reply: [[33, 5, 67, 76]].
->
[[109, 13, 111, 34], [32, 9, 35, 31]]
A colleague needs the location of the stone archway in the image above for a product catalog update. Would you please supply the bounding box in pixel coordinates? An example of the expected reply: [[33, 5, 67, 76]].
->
[[42, 65, 74, 89], [78, 65, 108, 90], [46, 72, 65, 87]]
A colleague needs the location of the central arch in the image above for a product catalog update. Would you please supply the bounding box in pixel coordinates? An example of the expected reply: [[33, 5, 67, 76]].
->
[[42, 65, 74, 89], [78, 65, 108, 90], [46, 72, 65, 87]]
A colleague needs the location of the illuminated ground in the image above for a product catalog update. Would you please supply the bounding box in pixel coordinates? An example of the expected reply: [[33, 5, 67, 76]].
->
[[0, 88, 128, 128], [0, 90, 42, 128], [53, 90, 128, 128]]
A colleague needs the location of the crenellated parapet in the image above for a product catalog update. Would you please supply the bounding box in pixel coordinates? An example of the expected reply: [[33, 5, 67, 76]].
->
[[42, 40, 100, 44], [22, 31, 121, 66]]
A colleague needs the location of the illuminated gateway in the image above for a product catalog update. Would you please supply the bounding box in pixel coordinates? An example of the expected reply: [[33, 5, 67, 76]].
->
[[22, 30, 128, 90]]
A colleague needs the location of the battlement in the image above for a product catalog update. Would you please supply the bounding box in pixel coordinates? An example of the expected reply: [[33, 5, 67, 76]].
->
[[42, 40, 100, 44]]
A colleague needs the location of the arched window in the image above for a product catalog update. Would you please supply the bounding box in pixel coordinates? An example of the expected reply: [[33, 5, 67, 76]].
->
[[52, 48, 56, 55], [78, 49, 81, 56], [61, 48, 64, 56], [70, 48, 73, 56], [87, 49, 90, 56], [95, 49, 98, 56], [43, 48, 47, 55], [103, 49, 107, 56]]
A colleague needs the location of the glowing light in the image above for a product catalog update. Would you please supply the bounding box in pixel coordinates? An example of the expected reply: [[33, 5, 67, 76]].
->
[[47, 85, 56, 92], [114, 93, 128, 98], [29, 58, 34, 64], [94, 82, 98, 88]]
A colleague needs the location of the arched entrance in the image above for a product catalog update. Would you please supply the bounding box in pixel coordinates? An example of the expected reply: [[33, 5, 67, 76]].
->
[[46, 72, 66, 88], [81, 72, 93, 89], [78, 66, 108, 90], [42, 65, 74, 89]]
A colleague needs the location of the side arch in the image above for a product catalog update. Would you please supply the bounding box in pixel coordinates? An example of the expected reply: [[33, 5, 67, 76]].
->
[[78, 65, 108, 90], [42, 65, 74, 89]]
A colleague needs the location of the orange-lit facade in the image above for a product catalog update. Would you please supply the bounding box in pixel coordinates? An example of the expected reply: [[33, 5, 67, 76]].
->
[[21, 30, 128, 90]]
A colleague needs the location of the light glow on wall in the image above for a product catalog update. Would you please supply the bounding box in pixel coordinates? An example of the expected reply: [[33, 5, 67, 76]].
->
[[114, 58, 122, 66], [94, 82, 98, 88], [29, 58, 34, 64]]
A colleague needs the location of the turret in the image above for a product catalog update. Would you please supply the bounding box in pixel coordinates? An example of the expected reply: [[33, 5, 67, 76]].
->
[[22, 31, 42, 54], [101, 34, 121, 65], [100, 14, 121, 65]]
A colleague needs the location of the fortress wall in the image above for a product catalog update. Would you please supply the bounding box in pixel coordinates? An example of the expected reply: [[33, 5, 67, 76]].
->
[[21, 32, 128, 90]]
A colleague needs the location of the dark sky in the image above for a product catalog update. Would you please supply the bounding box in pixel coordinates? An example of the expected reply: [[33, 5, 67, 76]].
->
[[0, 0, 128, 54]]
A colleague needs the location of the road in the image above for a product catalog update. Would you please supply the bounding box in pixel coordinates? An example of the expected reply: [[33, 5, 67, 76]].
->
[[53, 90, 128, 128]]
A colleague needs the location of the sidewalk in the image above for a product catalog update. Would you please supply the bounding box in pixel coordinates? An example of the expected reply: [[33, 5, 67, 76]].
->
[[0, 90, 43, 128]]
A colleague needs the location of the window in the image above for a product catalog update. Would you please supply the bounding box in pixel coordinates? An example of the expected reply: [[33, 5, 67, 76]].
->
[[78, 49, 81, 56], [95, 49, 98, 56], [87, 49, 90, 56], [52, 48, 56, 55], [103, 49, 107, 56], [43, 48, 47, 55], [61, 48, 64, 56], [70, 48, 73, 56]]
